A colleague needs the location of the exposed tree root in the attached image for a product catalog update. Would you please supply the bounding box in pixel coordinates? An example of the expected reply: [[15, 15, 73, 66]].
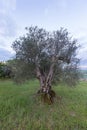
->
[[37, 89, 56, 105]]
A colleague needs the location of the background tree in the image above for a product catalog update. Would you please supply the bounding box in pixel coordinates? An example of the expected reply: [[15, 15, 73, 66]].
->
[[0, 62, 12, 78], [12, 26, 80, 104]]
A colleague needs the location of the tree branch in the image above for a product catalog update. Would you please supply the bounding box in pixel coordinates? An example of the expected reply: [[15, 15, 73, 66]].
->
[[46, 56, 55, 89], [35, 56, 45, 89]]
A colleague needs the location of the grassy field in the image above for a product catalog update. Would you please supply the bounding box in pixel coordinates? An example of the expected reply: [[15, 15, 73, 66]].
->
[[0, 80, 87, 130]]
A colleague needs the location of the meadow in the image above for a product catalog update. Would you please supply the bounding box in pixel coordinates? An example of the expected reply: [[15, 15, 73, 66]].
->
[[0, 80, 87, 130]]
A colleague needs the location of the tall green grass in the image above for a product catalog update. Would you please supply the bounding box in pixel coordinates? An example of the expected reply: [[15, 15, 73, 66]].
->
[[0, 80, 87, 130]]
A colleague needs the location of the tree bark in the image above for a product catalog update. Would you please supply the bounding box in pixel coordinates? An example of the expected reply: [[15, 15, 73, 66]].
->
[[36, 56, 56, 104]]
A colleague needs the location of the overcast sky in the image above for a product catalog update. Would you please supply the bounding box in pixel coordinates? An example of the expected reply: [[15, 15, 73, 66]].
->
[[0, 0, 87, 68]]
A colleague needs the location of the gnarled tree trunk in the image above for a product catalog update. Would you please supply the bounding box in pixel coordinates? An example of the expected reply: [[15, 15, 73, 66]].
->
[[36, 56, 56, 104]]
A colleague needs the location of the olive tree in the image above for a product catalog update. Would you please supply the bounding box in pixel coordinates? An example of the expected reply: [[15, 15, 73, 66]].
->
[[12, 26, 80, 104]]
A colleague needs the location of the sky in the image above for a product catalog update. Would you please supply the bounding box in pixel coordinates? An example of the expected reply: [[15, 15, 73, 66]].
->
[[0, 0, 87, 69]]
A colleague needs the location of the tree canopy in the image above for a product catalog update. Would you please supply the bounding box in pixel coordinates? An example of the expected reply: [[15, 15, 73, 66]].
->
[[12, 26, 80, 86]]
